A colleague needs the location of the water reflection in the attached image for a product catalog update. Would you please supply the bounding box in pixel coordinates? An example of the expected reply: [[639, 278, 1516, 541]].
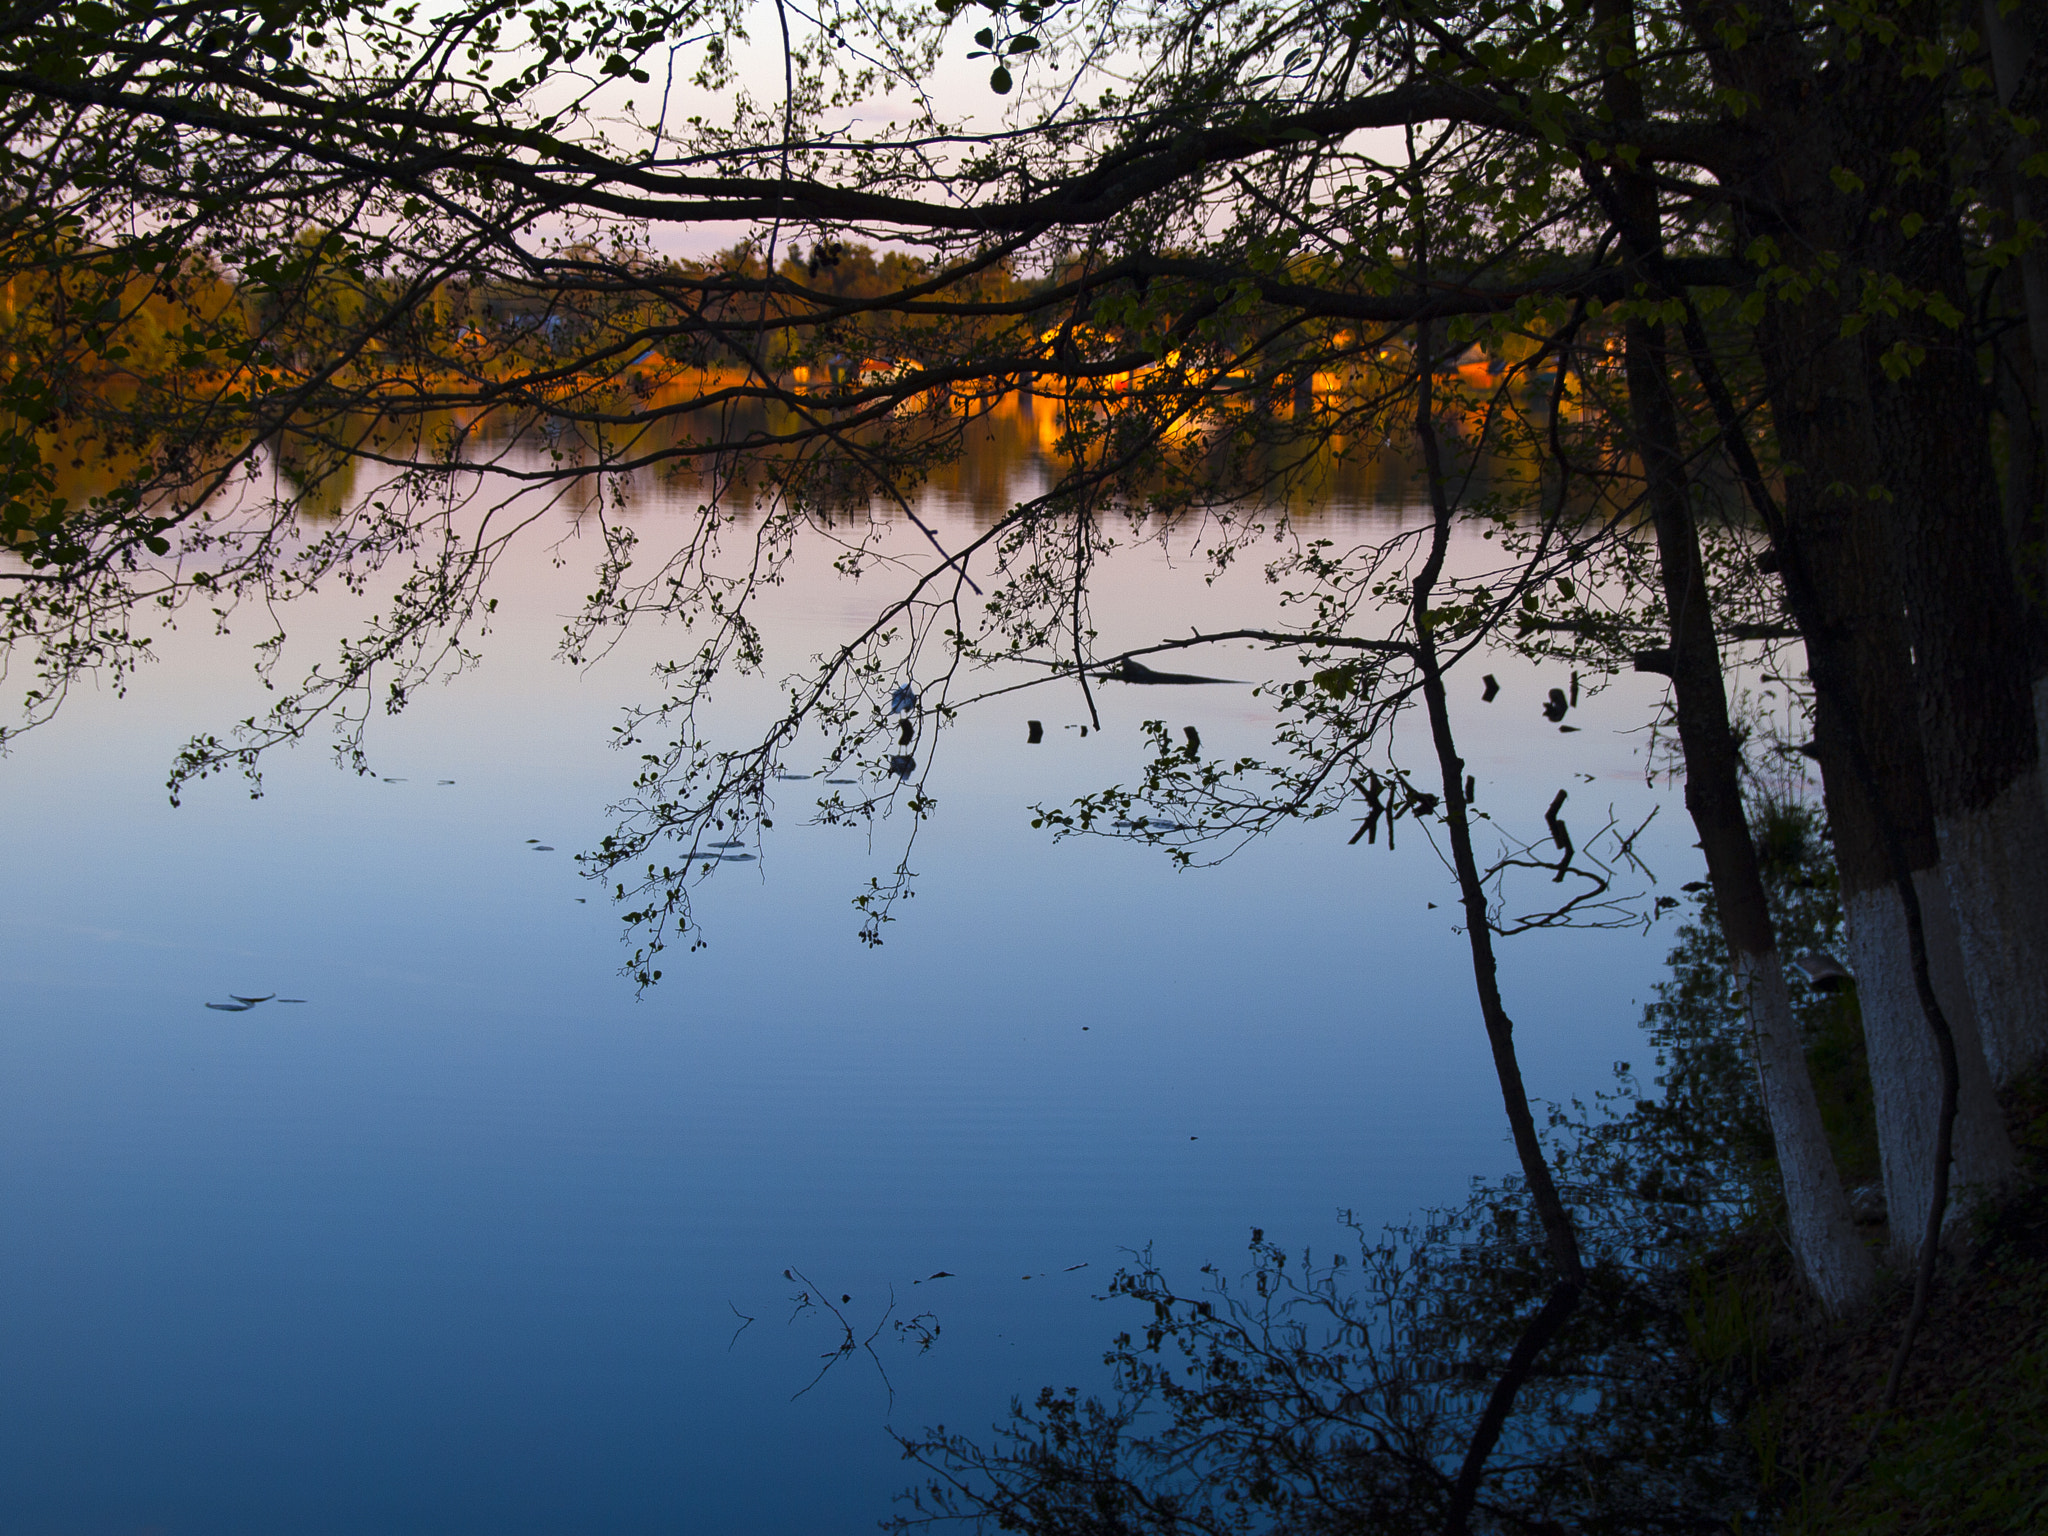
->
[[0, 446, 1695, 1534], [579, 386, 1528, 525], [207, 365, 1542, 537]]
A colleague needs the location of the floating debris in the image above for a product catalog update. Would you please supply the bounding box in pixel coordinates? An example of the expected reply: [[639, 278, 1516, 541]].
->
[[1183, 725, 1201, 753], [825, 777, 857, 785], [382, 777, 407, 783], [1558, 725, 1581, 733], [204, 1001, 254, 1012], [1064, 1263, 1088, 1272], [889, 683, 920, 713], [897, 718, 914, 746], [774, 772, 815, 781], [711, 840, 746, 849], [888, 754, 916, 778], [722, 852, 756, 862], [1027, 719, 1043, 743], [532, 845, 555, 851], [438, 779, 456, 785], [1542, 687, 1569, 722], [1482, 673, 1500, 702], [230, 994, 276, 1005]]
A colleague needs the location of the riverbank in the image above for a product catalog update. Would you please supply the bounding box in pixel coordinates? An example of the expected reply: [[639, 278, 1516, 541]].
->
[[1769, 1068, 2048, 1533]]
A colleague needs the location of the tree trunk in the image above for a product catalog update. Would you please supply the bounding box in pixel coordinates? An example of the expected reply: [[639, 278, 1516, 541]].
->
[[1411, 316, 1583, 1536], [1859, 26, 2048, 1087], [1977, 0, 2048, 766], [1839, 869, 2020, 1258], [1753, 320, 2017, 1257], [1622, 313, 1873, 1311], [1685, 0, 2021, 1264], [1591, 0, 1875, 1306]]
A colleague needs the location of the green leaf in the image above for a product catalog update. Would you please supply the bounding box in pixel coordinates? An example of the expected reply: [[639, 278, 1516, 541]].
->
[[989, 64, 1012, 91], [1312, 664, 1357, 699], [1925, 292, 1964, 330]]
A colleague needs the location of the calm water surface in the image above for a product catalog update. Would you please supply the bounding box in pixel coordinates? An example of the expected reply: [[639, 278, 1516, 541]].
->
[[0, 432, 1701, 1534]]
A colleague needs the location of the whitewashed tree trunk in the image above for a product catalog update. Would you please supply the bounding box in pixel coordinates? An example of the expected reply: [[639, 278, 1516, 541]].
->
[[1861, 145, 2048, 1091], [1617, 310, 1873, 1315], [1842, 873, 2018, 1264], [1734, 949, 1874, 1313], [1938, 779, 2048, 1084]]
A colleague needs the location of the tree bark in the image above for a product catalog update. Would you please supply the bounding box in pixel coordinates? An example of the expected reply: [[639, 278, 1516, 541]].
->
[[1623, 315, 1874, 1312], [1586, 0, 1874, 1301], [1977, 0, 2048, 763], [1859, 20, 2048, 1085], [1751, 313, 2016, 1257], [1683, 0, 2017, 1267]]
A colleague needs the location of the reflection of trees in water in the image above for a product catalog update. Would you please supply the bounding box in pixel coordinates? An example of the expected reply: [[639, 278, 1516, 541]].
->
[[269, 428, 365, 522], [890, 814, 1872, 1534], [442, 386, 1547, 527]]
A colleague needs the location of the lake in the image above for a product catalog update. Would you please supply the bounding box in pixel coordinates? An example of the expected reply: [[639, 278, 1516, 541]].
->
[[0, 420, 1702, 1534]]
